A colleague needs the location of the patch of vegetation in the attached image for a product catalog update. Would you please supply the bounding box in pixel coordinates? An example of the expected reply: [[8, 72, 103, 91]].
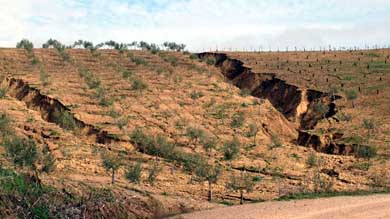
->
[[230, 111, 245, 128], [194, 163, 221, 201], [189, 91, 204, 100], [163, 55, 179, 67], [147, 161, 161, 185], [130, 128, 205, 172], [226, 171, 256, 204], [52, 110, 78, 131], [39, 67, 49, 86], [353, 145, 377, 160], [2, 136, 38, 168], [125, 161, 142, 183], [268, 134, 283, 149], [0, 88, 6, 99], [101, 150, 124, 184], [131, 77, 148, 92], [277, 190, 390, 201], [222, 137, 240, 160], [0, 112, 10, 134]]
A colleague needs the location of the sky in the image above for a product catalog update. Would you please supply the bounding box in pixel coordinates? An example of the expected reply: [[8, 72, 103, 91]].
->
[[1, 0, 390, 51]]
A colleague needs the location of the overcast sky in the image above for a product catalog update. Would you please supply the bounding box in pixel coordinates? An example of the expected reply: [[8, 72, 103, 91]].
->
[[1, 0, 389, 51]]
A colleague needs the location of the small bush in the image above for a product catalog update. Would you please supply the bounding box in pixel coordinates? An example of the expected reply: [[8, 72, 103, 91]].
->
[[354, 145, 377, 159], [52, 110, 78, 130], [230, 111, 245, 128], [268, 134, 283, 149], [125, 162, 142, 183], [206, 58, 216, 65], [121, 69, 133, 79], [0, 112, 10, 134], [189, 91, 204, 100], [163, 56, 179, 66], [0, 88, 6, 99], [2, 136, 38, 168], [223, 137, 240, 160], [95, 87, 113, 106], [130, 56, 148, 66], [39, 68, 49, 86], [41, 145, 55, 173], [147, 161, 161, 185], [185, 126, 205, 145], [306, 152, 317, 168], [131, 78, 148, 92]]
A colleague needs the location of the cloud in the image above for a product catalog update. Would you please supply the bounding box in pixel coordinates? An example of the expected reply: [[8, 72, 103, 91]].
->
[[0, 0, 389, 50]]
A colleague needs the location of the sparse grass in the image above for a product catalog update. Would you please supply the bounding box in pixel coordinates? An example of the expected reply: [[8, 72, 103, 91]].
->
[[277, 190, 390, 201]]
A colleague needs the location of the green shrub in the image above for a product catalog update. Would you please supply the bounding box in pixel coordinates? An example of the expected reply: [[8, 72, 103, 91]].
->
[[306, 152, 318, 168], [0, 112, 10, 134], [185, 126, 205, 145], [163, 56, 179, 66], [121, 69, 133, 79], [206, 58, 216, 65], [344, 89, 358, 108], [130, 56, 148, 65], [51, 110, 78, 130], [101, 151, 124, 184], [41, 144, 55, 173], [131, 77, 148, 92], [354, 145, 377, 159], [2, 136, 38, 168], [0, 88, 6, 99], [147, 161, 161, 185], [223, 137, 240, 160], [16, 39, 34, 53], [179, 152, 206, 172], [125, 162, 142, 183], [189, 91, 204, 100], [230, 112, 245, 128], [201, 136, 217, 155], [95, 87, 113, 106]]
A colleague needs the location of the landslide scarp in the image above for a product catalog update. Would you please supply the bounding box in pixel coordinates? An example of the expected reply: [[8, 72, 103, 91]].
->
[[198, 52, 343, 154], [1, 77, 116, 144]]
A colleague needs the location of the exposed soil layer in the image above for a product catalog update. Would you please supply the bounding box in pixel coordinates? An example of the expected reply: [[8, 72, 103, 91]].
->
[[198, 53, 344, 154], [2, 77, 116, 144], [297, 130, 354, 155]]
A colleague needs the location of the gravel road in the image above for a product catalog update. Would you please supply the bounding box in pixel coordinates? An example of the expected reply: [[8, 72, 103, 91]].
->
[[177, 194, 390, 219]]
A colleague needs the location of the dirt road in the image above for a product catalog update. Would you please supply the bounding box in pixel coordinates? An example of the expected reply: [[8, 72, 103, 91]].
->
[[177, 194, 390, 219]]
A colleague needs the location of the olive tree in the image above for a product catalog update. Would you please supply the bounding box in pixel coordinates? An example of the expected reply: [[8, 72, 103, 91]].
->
[[195, 163, 221, 201], [226, 171, 256, 204], [101, 150, 124, 184]]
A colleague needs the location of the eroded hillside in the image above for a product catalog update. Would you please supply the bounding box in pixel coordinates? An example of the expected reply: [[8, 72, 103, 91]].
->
[[0, 47, 389, 218]]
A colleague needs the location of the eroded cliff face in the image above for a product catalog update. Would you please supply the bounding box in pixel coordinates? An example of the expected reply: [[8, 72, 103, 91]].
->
[[198, 53, 340, 129], [2, 77, 116, 144], [198, 52, 345, 154]]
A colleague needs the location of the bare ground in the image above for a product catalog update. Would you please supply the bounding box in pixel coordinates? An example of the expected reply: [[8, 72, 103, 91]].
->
[[177, 194, 390, 219]]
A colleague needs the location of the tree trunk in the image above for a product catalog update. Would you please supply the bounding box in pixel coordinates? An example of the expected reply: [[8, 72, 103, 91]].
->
[[112, 169, 115, 184], [240, 190, 244, 205], [208, 181, 212, 201]]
